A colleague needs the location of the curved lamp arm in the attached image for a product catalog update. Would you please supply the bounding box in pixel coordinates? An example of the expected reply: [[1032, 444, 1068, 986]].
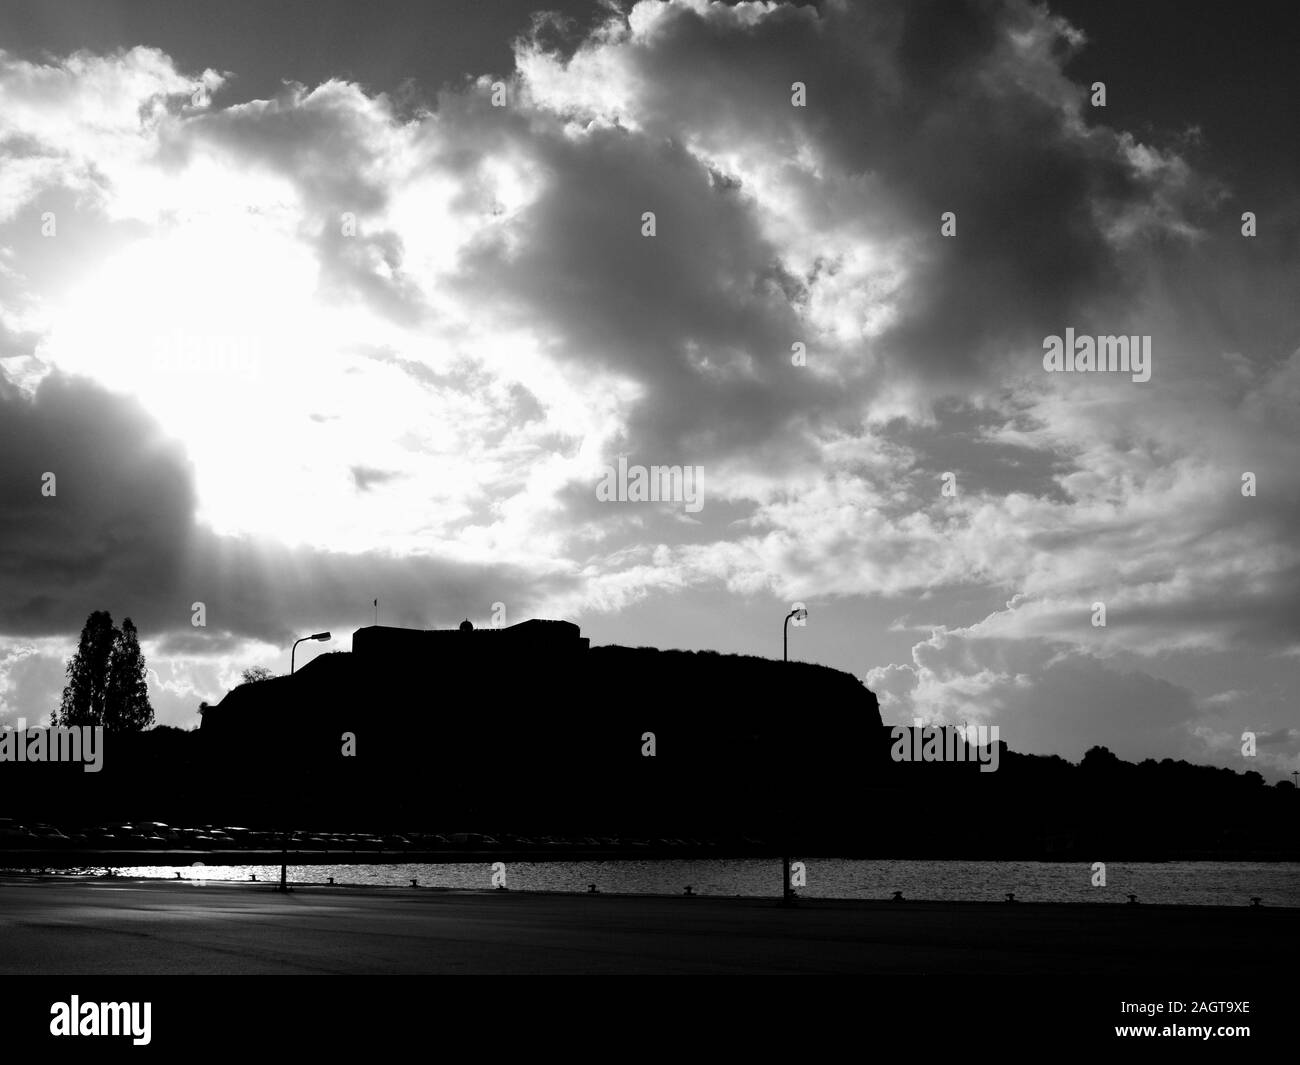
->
[[783, 608, 808, 663], [291, 631, 331, 674]]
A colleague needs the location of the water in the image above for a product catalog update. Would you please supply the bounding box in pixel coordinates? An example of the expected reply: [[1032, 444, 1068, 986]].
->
[[42, 858, 1300, 907]]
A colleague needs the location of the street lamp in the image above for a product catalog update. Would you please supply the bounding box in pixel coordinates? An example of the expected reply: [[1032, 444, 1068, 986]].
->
[[281, 631, 329, 893], [783, 607, 807, 663], [780, 606, 807, 905], [291, 631, 331, 674]]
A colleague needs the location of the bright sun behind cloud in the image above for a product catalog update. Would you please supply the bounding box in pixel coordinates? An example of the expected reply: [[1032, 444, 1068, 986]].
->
[[37, 186, 604, 562], [39, 199, 466, 550]]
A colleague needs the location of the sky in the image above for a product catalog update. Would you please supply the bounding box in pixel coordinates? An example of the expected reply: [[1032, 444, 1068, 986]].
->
[[0, 0, 1296, 778]]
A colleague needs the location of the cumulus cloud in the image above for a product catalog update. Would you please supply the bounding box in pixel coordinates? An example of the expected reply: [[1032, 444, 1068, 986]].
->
[[866, 624, 1197, 747], [865, 599, 1298, 774], [0, 368, 197, 636]]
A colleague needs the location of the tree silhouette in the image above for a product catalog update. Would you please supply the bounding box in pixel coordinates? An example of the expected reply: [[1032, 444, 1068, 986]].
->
[[107, 618, 154, 731], [240, 666, 275, 685], [1080, 745, 1121, 772], [54, 611, 154, 732], [54, 610, 116, 727]]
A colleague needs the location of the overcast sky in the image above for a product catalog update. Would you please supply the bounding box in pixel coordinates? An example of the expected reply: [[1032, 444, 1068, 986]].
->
[[0, 0, 1296, 777]]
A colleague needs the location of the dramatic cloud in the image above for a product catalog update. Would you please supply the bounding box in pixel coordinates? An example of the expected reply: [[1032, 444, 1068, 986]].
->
[[0, 368, 574, 725], [0, 2, 1295, 765], [0, 369, 197, 637]]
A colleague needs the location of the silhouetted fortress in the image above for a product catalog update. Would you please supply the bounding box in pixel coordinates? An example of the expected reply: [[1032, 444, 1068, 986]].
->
[[353, 617, 590, 661], [201, 619, 885, 838]]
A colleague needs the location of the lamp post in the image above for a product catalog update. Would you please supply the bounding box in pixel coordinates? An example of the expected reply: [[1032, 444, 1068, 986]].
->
[[783, 608, 807, 663], [780, 607, 807, 904], [291, 631, 331, 674], [279, 631, 330, 893]]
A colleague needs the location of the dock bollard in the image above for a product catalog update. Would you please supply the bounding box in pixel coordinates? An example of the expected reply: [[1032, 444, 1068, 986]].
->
[[684, 886, 694, 896], [1004, 892, 1016, 903], [250, 874, 257, 882], [892, 891, 904, 902], [1250, 896, 1262, 907], [410, 878, 418, 888], [1127, 894, 1139, 905], [328, 877, 335, 885], [588, 883, 599, 894]]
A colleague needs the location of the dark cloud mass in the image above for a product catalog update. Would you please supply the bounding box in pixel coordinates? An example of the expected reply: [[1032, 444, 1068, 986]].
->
[[420, 0, 1225, 481], [0, 369, 195, 635]]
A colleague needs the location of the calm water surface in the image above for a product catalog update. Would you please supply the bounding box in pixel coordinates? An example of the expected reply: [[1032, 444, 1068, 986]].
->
[[51, 858, 1300, 907]]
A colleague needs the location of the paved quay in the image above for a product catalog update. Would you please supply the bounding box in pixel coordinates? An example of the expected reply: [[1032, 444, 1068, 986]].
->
[[2, 875, 1293, 975]]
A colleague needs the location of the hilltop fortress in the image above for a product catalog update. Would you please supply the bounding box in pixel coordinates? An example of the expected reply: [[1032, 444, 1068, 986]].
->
[[201, 619, 885, 839]]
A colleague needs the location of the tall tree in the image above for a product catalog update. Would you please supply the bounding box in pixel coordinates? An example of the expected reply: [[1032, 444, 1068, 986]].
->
[[55, 610, 116, 727], [106, 618, 154, 732], [55, 611, 154, 732]]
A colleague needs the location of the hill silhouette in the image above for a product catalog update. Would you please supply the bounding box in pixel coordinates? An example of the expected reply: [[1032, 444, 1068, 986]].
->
[[198, 623, 886, 843], [1, 621, 1293, 859]]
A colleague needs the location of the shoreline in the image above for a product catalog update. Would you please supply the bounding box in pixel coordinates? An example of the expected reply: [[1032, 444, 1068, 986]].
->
[[0, 869, 1287, 908], [3, 846, 1298, 866], [3, 868, 1291, 910]]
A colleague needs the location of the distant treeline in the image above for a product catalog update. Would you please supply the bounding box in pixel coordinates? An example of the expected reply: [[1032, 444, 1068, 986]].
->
[[870, 733, 1297, 860]]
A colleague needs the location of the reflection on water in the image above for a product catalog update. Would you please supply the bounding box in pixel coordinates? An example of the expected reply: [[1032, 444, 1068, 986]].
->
[[48, 858, 1300, 907]]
